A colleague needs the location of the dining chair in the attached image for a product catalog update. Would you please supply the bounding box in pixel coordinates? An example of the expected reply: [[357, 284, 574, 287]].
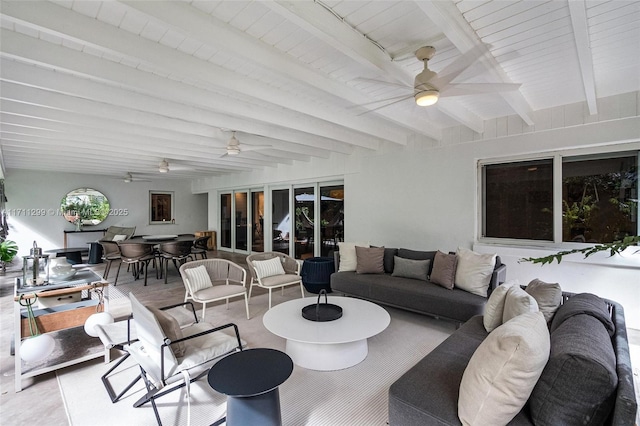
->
[[246, 252, 305, 309], [179, 259, 250, 320], [158, 240, 194, 284], [99, 241, 123, 286], [117, 242, 157, 286], [125, 293, 244, 426], [190, 235, 210, 260]]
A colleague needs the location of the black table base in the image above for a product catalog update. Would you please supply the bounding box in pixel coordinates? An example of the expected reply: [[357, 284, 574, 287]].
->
[[227, 388, 282, 426]]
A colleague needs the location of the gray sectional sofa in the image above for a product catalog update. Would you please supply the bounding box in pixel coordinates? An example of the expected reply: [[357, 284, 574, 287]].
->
[[388, 292, 638, 425], [330, 248, 507, 324]]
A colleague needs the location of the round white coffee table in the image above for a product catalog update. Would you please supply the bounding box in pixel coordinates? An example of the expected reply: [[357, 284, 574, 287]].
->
[[262, 296, 390, 371]]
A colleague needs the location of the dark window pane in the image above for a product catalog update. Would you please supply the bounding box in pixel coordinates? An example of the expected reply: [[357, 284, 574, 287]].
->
[[220, 193, 231, 248], [562, 154, 638, 243], [320, 185, 344, 257], [483, 160, 553, 240]]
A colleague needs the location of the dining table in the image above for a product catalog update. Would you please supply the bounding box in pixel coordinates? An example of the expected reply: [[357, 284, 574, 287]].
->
[[126, 234, 196, 244]]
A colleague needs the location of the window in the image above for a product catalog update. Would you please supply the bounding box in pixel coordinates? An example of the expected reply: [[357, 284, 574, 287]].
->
[[149, 191, 174, 224], [481, 151, 638, 244]]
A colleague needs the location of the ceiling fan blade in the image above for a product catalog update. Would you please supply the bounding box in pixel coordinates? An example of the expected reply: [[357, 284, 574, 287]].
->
[[356, 94, 415, 115], [348, 93, 415, 109], [440, 83, 521, 97], [354, 77, 412, 89], [430, 45, 488, 88], [241, 145, 272, 152]]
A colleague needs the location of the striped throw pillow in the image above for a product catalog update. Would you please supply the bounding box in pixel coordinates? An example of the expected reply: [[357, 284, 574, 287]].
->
[[184, 265, 213, 293], [253, 257, 286, 279]]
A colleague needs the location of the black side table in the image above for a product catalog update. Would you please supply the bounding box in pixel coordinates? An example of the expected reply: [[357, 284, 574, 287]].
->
[[208, 348, 293, 426], [301, 257, 335, 293]]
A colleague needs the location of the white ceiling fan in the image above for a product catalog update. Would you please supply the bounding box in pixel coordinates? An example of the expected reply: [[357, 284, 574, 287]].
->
[[123, 172, 151, 183], [356, 46, 521, 113], [219, 131, 271, 158]]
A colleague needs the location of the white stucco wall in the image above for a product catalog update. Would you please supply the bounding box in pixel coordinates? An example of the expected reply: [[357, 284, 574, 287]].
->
[[192, 93, 640, 328], [4, 170, 208, 256]]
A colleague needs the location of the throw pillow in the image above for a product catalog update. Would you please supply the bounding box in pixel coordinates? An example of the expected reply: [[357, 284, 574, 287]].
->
[[429, 250, 458, 289], [112, 234, 128, 242], [355, 246, 385, 274], [183, 265, 213, 293], [338, 242, 370, 272], [529, 314, 617, 426], [252, 257, 286, 279], [454, 248, 497, 297], [502, 285, 539, 323], [483, 280, 518, 332], [525, 279, 562, 323], [391, 256, 429, 281], [148, 306, 186, 357], [458, 311, 550, 426]]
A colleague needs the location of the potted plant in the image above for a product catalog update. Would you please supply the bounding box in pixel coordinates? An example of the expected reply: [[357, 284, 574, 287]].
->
[[0, 239, 19, 272]]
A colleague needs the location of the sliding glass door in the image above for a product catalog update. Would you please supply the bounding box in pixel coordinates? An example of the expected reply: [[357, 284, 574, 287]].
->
[[235, 192, 248, 251], [272, 188, 290, 255], [220, 193, 232, 249], [251, 191, 264, 252], [320, 185, 344, 256], [294, 187, 315, 259]]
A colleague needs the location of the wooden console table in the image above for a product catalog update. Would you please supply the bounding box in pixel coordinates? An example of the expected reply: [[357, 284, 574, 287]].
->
[[13, 270, 109, 392]]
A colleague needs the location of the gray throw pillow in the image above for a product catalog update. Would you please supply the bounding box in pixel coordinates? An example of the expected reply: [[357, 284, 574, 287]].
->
[[429, 250, 457, 289], [391, 256, 430, 281], [356, 246, 385, 274], [525, 279, 562, 323]]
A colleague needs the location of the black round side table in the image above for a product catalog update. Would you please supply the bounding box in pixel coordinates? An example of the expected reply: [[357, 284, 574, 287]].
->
[[301, 257, 335, 294], [208, 348, 293, 426]]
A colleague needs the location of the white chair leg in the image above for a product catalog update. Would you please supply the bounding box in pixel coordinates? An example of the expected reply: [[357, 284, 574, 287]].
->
[[268, 289, 272, 309], [244, 294, 250, 319], [201, 303, 207, 320], [226, 299, 229, 310], [184, 290, 189, 303], [248, 281, 254, 301], [300, 282, 305, 298]]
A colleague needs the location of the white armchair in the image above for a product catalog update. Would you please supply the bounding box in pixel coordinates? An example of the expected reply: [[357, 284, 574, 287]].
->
[[179, 259, 250, 320], [246, 252, 305, 309]]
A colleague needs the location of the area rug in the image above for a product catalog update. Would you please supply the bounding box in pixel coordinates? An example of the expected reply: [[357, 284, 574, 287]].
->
[[57, 291, 455, 426]]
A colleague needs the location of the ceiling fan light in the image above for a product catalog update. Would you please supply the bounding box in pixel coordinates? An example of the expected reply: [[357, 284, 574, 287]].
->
[[227, 147, 240, 156], [415, 90, 439, 106], [158, 159, 169, 173]]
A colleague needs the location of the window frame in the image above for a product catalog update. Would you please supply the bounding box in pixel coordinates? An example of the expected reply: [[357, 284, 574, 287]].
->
[[478, 146, 639, 248]]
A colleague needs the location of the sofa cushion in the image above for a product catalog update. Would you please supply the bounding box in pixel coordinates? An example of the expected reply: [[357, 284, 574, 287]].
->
[[550, 292, 615, 337], [383, 248, 398, 274], [525, 279, 562, 323], [148, 306, 186, 357], [458, 311, 550, 426], [483, 279, 518, 332], [391, 256, 429, 281], [355, 246, 385, 274], [454, 248, 496, 297], [397, 248, 436, 276], [337, 242, 369, 272], [429, 250, 457, 290], [502, 285, 539, 323], [529, 314, 618, 426]]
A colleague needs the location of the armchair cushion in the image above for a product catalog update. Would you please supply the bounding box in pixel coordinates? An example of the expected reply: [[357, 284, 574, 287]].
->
[[259, 273, 301, 288], [183, 265, 213, 293], [148, 306, 186, 357], [253, 257, 286, 279], [176, 323, 242, 371]]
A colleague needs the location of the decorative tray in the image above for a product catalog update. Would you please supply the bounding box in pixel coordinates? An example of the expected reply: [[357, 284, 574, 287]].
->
[[301, 290, 342, 322]]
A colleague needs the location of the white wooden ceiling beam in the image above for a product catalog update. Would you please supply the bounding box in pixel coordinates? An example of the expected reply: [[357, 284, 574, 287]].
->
[[122, 0, 433, 142], [568, 0, 598, 115], [1, 1, 401, 148], [415, 0, 535, 127], [0, 57, 351, 157]]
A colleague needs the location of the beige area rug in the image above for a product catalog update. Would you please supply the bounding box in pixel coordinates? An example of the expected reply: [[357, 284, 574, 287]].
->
[[57, 289, 455, 426]]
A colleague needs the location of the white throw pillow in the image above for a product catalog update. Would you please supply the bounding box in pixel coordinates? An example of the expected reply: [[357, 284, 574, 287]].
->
[[183, 265, 213, 293], [337, 242, 369, 272], [503, 285, 539, 323], [253, 257, 286, 279], [454, 248, 497, 297], [483, 279, 518, 332], [112, 234, 128, 242], [458, 311, 550, 426]]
